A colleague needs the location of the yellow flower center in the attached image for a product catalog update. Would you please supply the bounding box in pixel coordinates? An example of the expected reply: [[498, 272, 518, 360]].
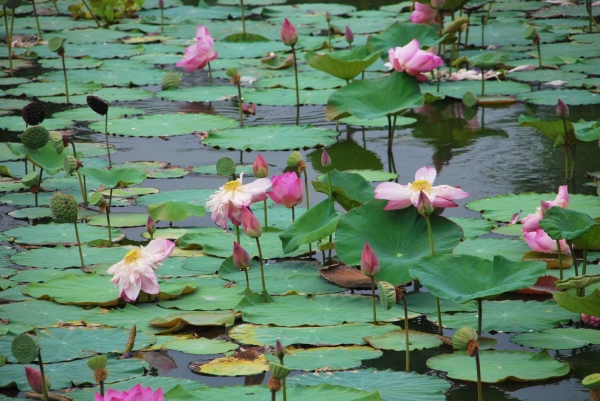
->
[[124, 249, 142, 264], [410, 179, 432, 192], [224, 180, 242, 192]]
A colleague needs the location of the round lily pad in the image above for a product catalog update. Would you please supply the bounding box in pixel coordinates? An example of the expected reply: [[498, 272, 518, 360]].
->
[[195, 354, 269, 377], [266, 346, 382, 371], [53, 106, 145, 122], [163, 338, 238, 354], [0, 300, 92, 328], [3, 223, 123, 246], [11, 244, 128, 269], [510, 328, 600, 350], [364, 330, 443, 351], [516, 89, 600, 106], [87, 212, 148, 227]]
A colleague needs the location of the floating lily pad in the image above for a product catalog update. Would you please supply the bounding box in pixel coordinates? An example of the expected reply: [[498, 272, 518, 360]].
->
[[117, 161, 190, 179], [0, 116, 74, 132], [5, 82, 100, 98], [11, 244, 128, 269], [425, 80, 531, 99], [554, 288, 600, 317], [79, 167, 146, 188], [53, 107, 145, 122], [85, 303, 172, 331], [87, 212, 148, 227], [426, 349, 570, 383], [8, 207, 53, 220], [149, 311, 236, 329], [304, 45, 381, 81], [137, 188, 214, 207], [163, 338, 238, 355], [0, 300, 92, 328], [10, 268, 85, 283], [3, 223, 122, 246], [148, 201, 206, 222], [38, 57, 103, 70], [160, 282, 244, 311], [406, 292, 478, 314], [364, 330, 443, 351], [195, 353, 269, 377], [511, 328, 600, 350], [517, 89, 600, 106], [266, 346, 382, 371], [157, 86, 237, 102], [42, 88, 154, 105], [448, 217, 494, 238]]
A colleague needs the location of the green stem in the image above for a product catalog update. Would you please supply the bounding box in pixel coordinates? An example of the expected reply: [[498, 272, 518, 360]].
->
[[106, 189, 113, 242], [236, 82, 244, 127], [557, 241, 563, 280], [581, 249, 588, 297], [328, 234, 333, 264], [81, 0, 101, 27], [425, 215, 442, 334], [31, 0, 43, 40], [485, 1, 494, 25], [255, 237, 268, 294], [100, 381, 104, 396], [74, 221, 85, 268], [69, 140, 88, 206], [61, 53, 70, 105], [52, 0, 59, 13], [282, 378, 287, 401], [236, 225, 240, 244], [34, 168, 43, 207], [160, 6, 164, 34], [464, 10, 471, 50], [477, 298, 483, 335], [244, 268, 250, 291], [562, 118, 569, 180], [425, 216, 435, 254], [303, 169, 310, 209], [481, 71, 485, 96], [568, 241, 578, 276], [6, 7, 14, 77], [105, 112, 112, 168], [291, 206, 295, 222], [263, 198, 268, 228], [291, 45, 300, 113], [436, 9, 443, 92], [37, 350, 49, 401], [327, 22, 331, 51], [326, 169, 333, 198], [208, 62, 213, 85], [370, 276, 377, 324], [475, 349, 483, 401], [403, 297, 410, 372], [536, 40, 542, 69], [240, 0, 246, 38]]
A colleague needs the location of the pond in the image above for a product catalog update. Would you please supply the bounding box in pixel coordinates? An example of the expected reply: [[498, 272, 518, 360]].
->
[[1, 0, 600, 400]]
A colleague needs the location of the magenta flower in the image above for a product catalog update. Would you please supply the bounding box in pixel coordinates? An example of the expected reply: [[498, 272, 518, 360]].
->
[[410, 3, 438, 25], [280, 18, 298, 47], [360, 242, 380, 276], [268, 172, 303, 208], [556, 99, 569, 119], [388, 39, 444, 81], [582, 314, 600, 327], [252, 154, 269, 178], [375, 166, 469, 211], [25, 367, 50, 394], [146, 216, 156, 238], [344, 26, 354, 44], [521, 186, 570, 254], [176, 25, 218, 72], [95, 384, 163, 401], [417, 190, 434, 217], [242, 207, 262, 238], [233, 241, 251, 270], [321, 149, 332, 168]]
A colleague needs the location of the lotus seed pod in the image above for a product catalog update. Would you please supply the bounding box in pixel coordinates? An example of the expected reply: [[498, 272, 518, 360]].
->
[[86, 95, 109, 116], [11, 334, 39, 364], [21, 126, 50, 150], [452, 326, 478, 352], [268, 362, 291, 380], [22, 101, 46, 126], [87, 355, 108, 371], [21, 171, 40, 187], [63, 156, 78, 174], [161, 73, 181, 90], [48, 37, 64, 53], [50, 191, 78, 223], [216, 157, 236, 177], [268, 377, 282, 392], [377, 281, 397, 311], [583, 373, 600, 399], [286, 151, 303, 168], [50, 131, 64, 154], [93, 368, 108, 384]]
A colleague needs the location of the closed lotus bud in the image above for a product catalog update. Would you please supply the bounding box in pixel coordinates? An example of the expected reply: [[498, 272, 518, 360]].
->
[[242, 103, 256, 115], [241, 207, 262, 238], [158, 0, 164, 8], [417, 191, 434, 217], [233, 241, 251, 270], [344, 26, 354, 44], [63, 156, 78, 174], [252, 154, 269, 178], [556, 98, 569, 119], [50, 191, 78, 223], [86, 95, 109, 116], [325, 11, 331, 22], [50, 131, 64, 154], [22, 101, 45, 126], [275, 339, 285, 361], [146, 216, 156, 239], [287, 151, 303, 168], [280, 18, 298, 47], [21, 126, 50, 150], [25, 366, 51, 394], [509, 210, 521, 225], [321, 149, 332, 168], [360, 242, 380, 276]]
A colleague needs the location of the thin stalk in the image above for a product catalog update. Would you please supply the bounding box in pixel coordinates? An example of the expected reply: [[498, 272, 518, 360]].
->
[[31, 0, 43, 40], [370, 276, 377, 324], [327, 22, 332, 51], [255, 237, 268, 294], [425, 215, 441, 333], [291, 45, 300, 117], [236, 225, 240, 244], [34, 168, 43, 207], [581, 249, 588, 297], [570, 143, 576, 179], [69, 140, 88, 206], [475, 349, 483, 401], [485, 1, 494, 25], [282, 378, 287, 401], [37, 350, 49, 401], [263, 198, 268, 228], [481, 71, 485, 96], [477, 298, 483, 335], [436, 8, 443, 92], [328, 234, 333, 264], [24, 159, 28, 174], [236, 82, 244, 127], [106, 188, 113, 242], [291, 206, 295, 222], [348, 42, 352, 50], [208, 62, 213, 84], [562, 118, 570, 179], [74, 221, 85, 268], [387, 115, 393, 152], [464, 10, 471, 50], [326, 169, 333, 197], [568, 241, 578, 276], [557, 241, 563, 280], [7, 7, 15, 76], [244, 268, 250, 291], [160, 6, 164, 34], [536, 40, 542, 69], [60, 53, 70, 105], [303, 169, 310, 209], [321, 249, 326, 266], [481, 16, 485, 48], [105, 113, 112, 168], [52, 0, 59, 13], [403, 297, 410, 372], [81, 0, 101, 27], [100, 382, 104, 397], [240, 0, 246, 38]]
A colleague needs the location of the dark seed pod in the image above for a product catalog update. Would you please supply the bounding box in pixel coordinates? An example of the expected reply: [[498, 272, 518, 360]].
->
[[22, 101, 46, 126], [86, 95, 109, 116]]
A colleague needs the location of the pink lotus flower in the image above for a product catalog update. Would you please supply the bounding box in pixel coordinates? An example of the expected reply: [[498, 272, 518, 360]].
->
[[268, 172, 303, 208], [206, 174, 272, 229], [252, 154, 269, 178], [25, 367, 50, 394], [375, 166, 469, 210], [280, 18, 298, 47], [360, 243, 380, 276], [233, 241, 251, 270], [417, 190, 434, 216], [176, 25, 218, 72], [410, 3, 438, 25], [321, 149, 332, 168], [107, 239, 175, 302], [241, 207, 262, 238], [388, 39, 444, 82], [344, 26, 354, 44], [521, 186, 570, 254], [582, 314, 600, 327], [95, 384, 164, 401], [556, 99, 569, 119]]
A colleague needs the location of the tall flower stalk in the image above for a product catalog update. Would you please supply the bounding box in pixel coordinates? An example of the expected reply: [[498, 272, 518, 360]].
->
[[176, 25, 218, 84], [228, 68, 244, 127], [242, 208, 271, 301], [281, 19, 300, 124], [361, 243, 380, 324], [253, 154, 270, 228], [233, 241, 252, 292], [48, 38, 69, 105], [86, 95, 111, 168], [557, 99, 575, 180]]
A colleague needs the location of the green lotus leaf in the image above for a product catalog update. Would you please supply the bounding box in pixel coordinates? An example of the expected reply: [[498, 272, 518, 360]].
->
[[307, 139, 384, 174], [518, 115, 577, 147], [0, 300, 92, 328], [41, 88, 153, 105], [465, 51, 509, 69], [38, 57, 103, 70], [304, 45, 381, 81], [313, 169, 375, 211], [517, 89, 600, 106], [538, 207, 596, 241], [0, 116, 74, 132], [406, 292, 478, 314], [148, 201, 206, 223], [84, 303, 172, 332], [336, 201, 464, 285], [326, 72, 423, 121], [78, 167, 146, 188], [410, 254, 546, 303], [11, 244, 128, 269], [53, 106, 144, 122], [149, 311, 236, 328], [137, 189, 214, 207], [5, 81, 101, 98], [162, 338, 238, 355], [3, 223, 123, 246], [511, 328, 600, 350], [424, 80, 531, 99], [10, 269, 86, 284], [159, 282, 245, 311], [87, 212, 149, 228], [7, 142, 66, 175], [554, 288, 600, 317], [573, 223, 600, 250], [368, 22, 441, 58], [265, 346, 382, 371], [447, 217, 494, 238], [364, 329, 443, 351], [229, 323, 399, 346], [426, 350, 570, 383], [194, 353, 269, 376]]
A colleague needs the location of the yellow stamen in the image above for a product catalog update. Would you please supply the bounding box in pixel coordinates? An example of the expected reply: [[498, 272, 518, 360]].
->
[[223, 180, 242, 192], [410, 179, 432, 192], [124, 249, 142, 264]]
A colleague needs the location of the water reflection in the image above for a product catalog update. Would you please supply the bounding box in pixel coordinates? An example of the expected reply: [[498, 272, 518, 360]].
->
[[307, 137, 383, 173]]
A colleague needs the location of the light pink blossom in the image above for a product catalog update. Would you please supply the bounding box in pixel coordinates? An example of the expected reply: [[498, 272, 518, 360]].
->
[[280, 18, 298, 47], [25, 367, 50, 394], [582, 314, 600, 327], [95, 384, 163, 401], [176, 25, 218, 72], [388, 39, 444, 81], [410, 3, 438, 25], [268, 172, 303, 208], [360, 242, 380, 276]]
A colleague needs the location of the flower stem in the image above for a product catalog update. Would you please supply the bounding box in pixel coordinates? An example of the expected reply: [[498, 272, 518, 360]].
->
[[105, 112, 112, 168], [263, 198, 268, 228], [292, 206, 295, 222], [236, 82, 244, 127], [403, 296, 410, 372], [160, 6, 164, 33], [208, 62, 213, 85], [568, 241, 578, 276], [74, 221, 85, 268], [4, 7, 14, 77], [326, 168, 333, 198], [303, 170, 310, 209], [370, 276, 377, 324], [100, 381, 104, 396], [240, 0, 246, 38], [291, 45, 300, 114], [481, 71, 485, 96], [106, 188, 113, 242], [562, 118, 569, 180], [81, 0, 101, 28], [536, 40, 542, 68], [255, 237, 268, 295], [475, 349, 483, 401], [37, 349, 49, 401], [244, 268, 250, 291], [327, 22, 331, 51], [61, 53, 70, 105], [557, 240, 563, 280], [236, 225, 240, 244], [31, 0, 43, 40], [581, 249, 588, 297], [425, 215, 443, 335], [477, 298, 483, 335], [34, 168, 43, 207]]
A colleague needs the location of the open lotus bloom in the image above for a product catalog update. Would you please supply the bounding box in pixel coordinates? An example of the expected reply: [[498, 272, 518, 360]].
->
[[374, 166, 469, 211], [176, 25, 218, 72], [107, 239, 175, 302], [388, 39, 444, 82], [268, 172, 303, 208], [410, 2, 438, 25], [521, 186, 570, 253], [95, 384, 164, 401], [206, 174, 272, 228]]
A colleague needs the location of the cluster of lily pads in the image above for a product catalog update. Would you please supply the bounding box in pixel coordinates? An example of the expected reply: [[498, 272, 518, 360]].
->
[[1, 0, 600, 400]]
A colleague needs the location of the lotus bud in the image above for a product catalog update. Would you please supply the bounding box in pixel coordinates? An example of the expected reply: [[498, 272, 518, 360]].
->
[[431, 0, 445, 8], [50, 131, 64, 154], [280, 18, 298, 47], [325, 11, 331, 22], [158, 0, 163, 8], [50, 191, 78, 223], [275, 339, 285, 362], [556, 98, 569, 119], [252, 154, 269, 178], [360, 242, 380, 276], [86, 95, 109, 116], [145, 216, 156, 239], [287, 151, 303, 168], [22, 101, 45, 126], [582, 314, 600, 327], [582, 373, 600, 401], [509, 210, 521, 225], [25, 366, 51, 394], [233, 241, 251, 270], [242, 103, 256, 115], [21, 126, 50, 150], [417, 191, 434, 217], [344, 26, 354, 45], [321, 149, 332, 168], [241, 207, 262, 238], [87, 355, 108, 384]]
